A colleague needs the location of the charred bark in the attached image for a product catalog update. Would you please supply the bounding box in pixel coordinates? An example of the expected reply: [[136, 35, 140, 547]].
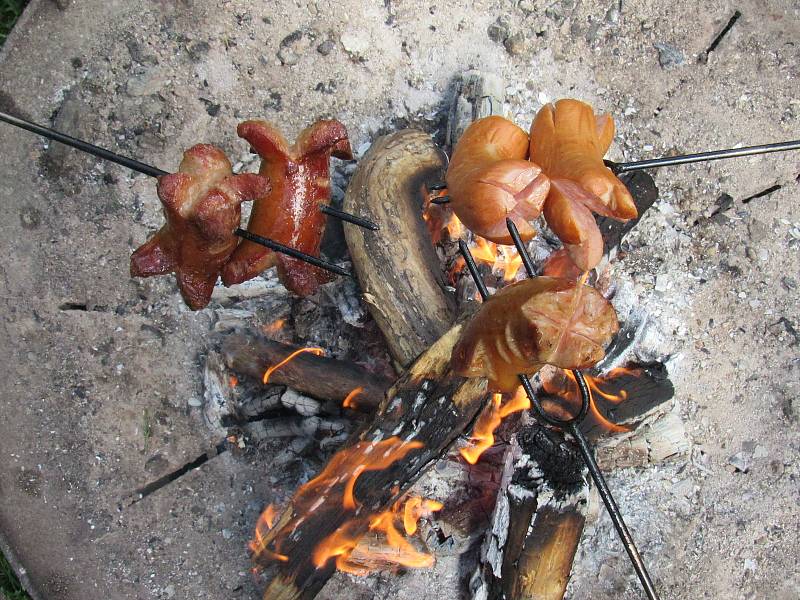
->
[[258, 324, 489, 600], [221, 333, 391, 411]]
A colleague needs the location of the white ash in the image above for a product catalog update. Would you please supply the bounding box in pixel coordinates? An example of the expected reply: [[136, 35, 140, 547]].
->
[[280, 388, 322, 417]]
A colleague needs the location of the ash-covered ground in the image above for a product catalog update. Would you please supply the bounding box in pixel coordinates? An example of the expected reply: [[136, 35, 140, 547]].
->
[[0, 1, 797, 599]]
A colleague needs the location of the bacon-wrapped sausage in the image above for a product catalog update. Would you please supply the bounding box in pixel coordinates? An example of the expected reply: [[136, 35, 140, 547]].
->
[[446, 116, 550, 244], [451, 277, 619, 392], [221, 120, 353, 296], [530, 99, 637, 271], [130, 144, 270, 310]]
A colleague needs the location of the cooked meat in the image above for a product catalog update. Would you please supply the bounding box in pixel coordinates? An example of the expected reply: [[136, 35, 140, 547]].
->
[[446, 116, 550, 244], [130, 144, 270, 310], [451, 276, 619, 392], [222, 120, 353, 296], [530, 99, 637, 271]]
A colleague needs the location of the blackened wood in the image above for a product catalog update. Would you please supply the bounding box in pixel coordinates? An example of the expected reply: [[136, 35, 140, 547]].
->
[[598, 171, 659, 251], [221, 333, 391, 411], [259, 324, 489, 600]]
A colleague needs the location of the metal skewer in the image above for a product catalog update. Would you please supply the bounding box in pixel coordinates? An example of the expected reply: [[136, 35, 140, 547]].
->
[[459, 227, 660, 600], [605, 139, 800, 174], [0, 110, 375, 277]]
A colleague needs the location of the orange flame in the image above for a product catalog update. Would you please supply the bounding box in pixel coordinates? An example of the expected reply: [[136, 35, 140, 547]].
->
[[446, 213, 465, 239], [229, 375, 238, 388], [262, 347, 325, 384], [460, 388, 531, 464], [471, 237, 497, 264], [253, 437, 424, 570], [541, 368, 636, 433], [403, 497, 443, 535], [250, 504, 288, 561], [498, 245, 522, 281], [342, 386, 364, 409], [262, 318, 287, 336], [315, 494, 442, 575]]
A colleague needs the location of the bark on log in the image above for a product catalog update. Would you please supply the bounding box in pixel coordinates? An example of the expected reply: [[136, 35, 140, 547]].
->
[[343, 129, 456, 368], [221, 333, 391, 411], [258, 323, 489, 600]]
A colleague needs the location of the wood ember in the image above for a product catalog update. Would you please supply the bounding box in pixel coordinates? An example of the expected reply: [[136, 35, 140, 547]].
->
[[221, 332, 391, 410]]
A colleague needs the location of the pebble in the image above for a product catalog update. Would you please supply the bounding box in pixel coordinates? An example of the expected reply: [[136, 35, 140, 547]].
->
[[317, 39, 335, 56], [341, 31, 370, 58], [188, 397, 202, 407], [163, 584, 175, 598], [504, 32, 527, 56], [487, 19, 510, 44], [222, 528, 233, 540], [654, 42, 685, 69], [728, 451, 750, 473]]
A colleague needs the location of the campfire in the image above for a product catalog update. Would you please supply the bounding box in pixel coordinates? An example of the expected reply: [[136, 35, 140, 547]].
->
[[3, 63, 797, 600]]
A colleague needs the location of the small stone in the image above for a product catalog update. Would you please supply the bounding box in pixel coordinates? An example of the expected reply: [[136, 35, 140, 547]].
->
[[263, 91, 282, 111], [518, 0, 536, 14], [222, 528, 233, 540], [728, 451, 751, 473], [163, 585, 175, 598], [605, 5, 620, 23], [341, 31, 370, 59], [317, 39, 335, 56], [503, 32, 527, 56], [487, 20, 510, 44], [654, 42, 685, 69], [188, 397, 202, 407], [277, 46, 299, 66]]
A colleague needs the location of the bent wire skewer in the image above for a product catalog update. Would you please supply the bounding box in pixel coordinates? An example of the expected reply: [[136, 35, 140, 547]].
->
[[0, 110, 380, 279], [426, 137, 800, 202], [458, 221, 661, 600]]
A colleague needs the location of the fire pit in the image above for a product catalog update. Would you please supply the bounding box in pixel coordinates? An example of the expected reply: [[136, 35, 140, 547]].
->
[[1, 2, 799, 600]]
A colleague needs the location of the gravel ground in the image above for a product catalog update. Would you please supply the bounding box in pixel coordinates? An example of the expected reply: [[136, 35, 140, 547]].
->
[[0, 1, 797, 599]]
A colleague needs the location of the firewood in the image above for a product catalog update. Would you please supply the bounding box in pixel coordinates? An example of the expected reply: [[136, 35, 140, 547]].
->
[[221, 333, 391, 411], [343, 129, 456, 367], [257, 323, 489, 600]]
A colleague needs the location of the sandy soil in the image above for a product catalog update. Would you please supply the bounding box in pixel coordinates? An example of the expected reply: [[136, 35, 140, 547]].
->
[[0, 1, 797, 599]]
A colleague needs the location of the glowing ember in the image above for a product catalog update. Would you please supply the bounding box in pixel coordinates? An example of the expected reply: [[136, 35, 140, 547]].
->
[[471, 236, 497, 264], [262, 347, 325, 384], [342, 386, 364, 409], [498, 245, 522, 281], [262, 317, 287, 336], [446, 213, 465, 238], [460, 387, 531, 464], [228, 375, 238, 387], [315, 495, 442, 575], [403, 497, 443, 535], [540, 367, 636, 433], [250, 504, 288, 562]]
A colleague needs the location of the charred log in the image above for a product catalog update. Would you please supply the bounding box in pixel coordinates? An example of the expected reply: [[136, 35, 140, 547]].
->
[[221, 333, 391, 411], [257, 324, 489, 600]]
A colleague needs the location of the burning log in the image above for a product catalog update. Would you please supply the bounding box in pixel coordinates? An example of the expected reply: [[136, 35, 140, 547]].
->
[[221, 332, 391, 411], [472, 364, 683, 600], [343, 129, 456, 367], [255, 323, 489, 600]]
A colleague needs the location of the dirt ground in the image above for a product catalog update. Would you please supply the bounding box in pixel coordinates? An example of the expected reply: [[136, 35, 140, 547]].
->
[[0, 1, 797, 599]]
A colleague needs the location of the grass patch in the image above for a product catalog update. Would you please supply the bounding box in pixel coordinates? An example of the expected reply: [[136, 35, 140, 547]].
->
[[1, 551, 29, 600], [0, 0, 27, 45]]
